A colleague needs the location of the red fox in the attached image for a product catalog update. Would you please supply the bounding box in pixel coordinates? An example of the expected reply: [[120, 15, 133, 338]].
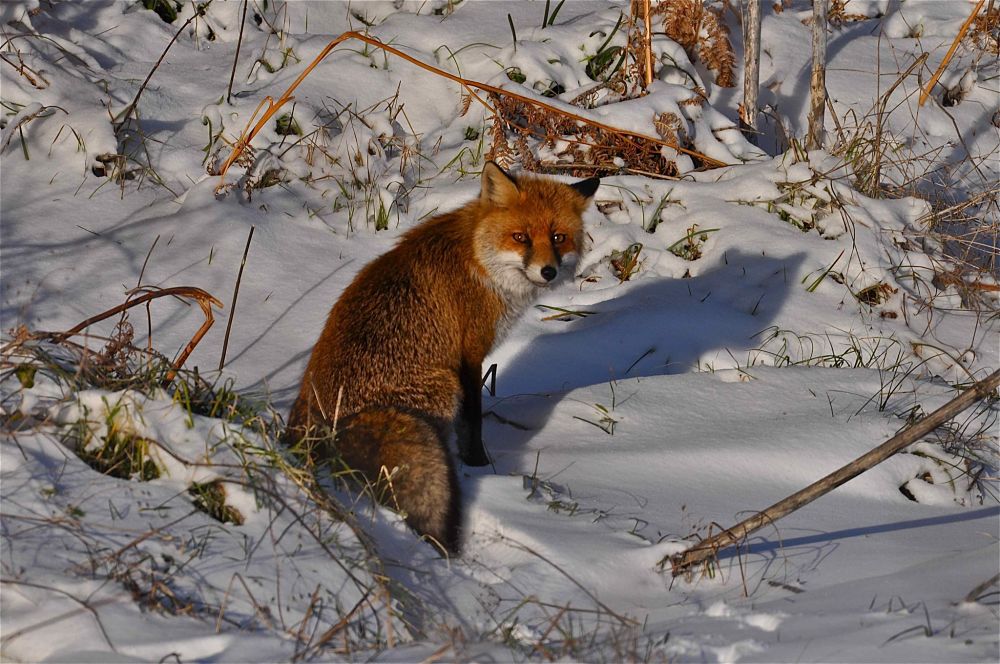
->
[[286, 162, 599, 552]]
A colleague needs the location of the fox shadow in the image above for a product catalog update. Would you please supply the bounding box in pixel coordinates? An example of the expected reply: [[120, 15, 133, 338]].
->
[[464, 250, 806, 488]]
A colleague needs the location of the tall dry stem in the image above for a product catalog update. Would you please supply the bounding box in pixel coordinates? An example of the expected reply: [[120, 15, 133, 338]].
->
[[807, 0, 828, 150]]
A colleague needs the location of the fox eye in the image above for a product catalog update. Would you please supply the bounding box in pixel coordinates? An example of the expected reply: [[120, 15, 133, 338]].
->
[[512, 232, 528, 244], [551, 233, 566, 244]]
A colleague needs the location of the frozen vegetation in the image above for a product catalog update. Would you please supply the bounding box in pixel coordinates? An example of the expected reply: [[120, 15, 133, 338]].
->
[[1, 1, 997, 661]]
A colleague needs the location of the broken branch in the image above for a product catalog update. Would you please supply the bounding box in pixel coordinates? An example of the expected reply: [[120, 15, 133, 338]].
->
[[666, 368, 1000, 577]]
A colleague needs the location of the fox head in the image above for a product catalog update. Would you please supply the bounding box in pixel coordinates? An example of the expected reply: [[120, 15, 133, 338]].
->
[[474, 162, 599, 294]]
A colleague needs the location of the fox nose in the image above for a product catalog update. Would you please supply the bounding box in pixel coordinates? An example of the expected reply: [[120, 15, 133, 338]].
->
[[540, 266, 557, 282]]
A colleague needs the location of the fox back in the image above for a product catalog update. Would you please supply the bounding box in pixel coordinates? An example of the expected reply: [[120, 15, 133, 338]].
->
[[287, 163, 598, 552]]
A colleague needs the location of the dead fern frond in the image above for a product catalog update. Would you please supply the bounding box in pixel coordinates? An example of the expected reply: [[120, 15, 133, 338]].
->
[[967, 7, 999, 54], [829, 0, 874, 25], [485, 92, 682, 178], [487, 115, 516, 170], [458, 92, 473, 117], [654, 111, 685, 146], [653, 0, 736, 88]]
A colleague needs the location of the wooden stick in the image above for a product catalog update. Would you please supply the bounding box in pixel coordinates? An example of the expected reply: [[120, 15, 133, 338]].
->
[[806, 0, 828, 150], [963, 572, 1000, 603], [214, 30, 726, 190], [115, 5, 207, 128], [740, 0, 762, 143], [919, 0, 986, 107], [640, 0, 654, 90], [226, 0, 249, 105], [667, 368, 1000, 577]]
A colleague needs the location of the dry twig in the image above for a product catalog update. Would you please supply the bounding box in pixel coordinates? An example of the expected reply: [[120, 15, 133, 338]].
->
[[667, 368, 1000, 577], [219, 226, 254, 371]]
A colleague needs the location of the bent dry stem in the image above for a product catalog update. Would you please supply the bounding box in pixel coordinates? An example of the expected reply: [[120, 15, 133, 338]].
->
[[39, 286, 222, 385]]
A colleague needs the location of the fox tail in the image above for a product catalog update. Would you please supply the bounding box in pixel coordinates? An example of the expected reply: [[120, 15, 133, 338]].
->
[[323, 408, 462, 554]]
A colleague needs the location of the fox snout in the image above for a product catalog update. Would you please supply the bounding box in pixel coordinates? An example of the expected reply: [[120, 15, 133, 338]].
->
[[522, 244, 569, 286], [517, 230, 577, 286], [526, 252, 565, 285]]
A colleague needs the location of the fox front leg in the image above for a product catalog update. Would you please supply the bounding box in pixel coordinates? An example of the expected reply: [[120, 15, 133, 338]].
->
[[456, 359, 490, 466]]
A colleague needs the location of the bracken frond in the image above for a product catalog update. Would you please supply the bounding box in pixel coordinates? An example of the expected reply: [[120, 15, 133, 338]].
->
[[653, 0, 736, 88], [829, 0, 874, 25], [486, 92, 682, 178], [967, 7, 999, 55]]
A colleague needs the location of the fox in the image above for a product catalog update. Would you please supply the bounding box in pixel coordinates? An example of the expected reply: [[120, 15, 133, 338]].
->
[[286, 162, 599, 553]]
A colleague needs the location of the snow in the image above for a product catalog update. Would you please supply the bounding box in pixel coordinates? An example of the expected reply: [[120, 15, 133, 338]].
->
[[2, 1, 997, 662]]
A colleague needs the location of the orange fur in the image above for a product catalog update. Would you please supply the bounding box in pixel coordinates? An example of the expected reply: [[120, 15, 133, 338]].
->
[[287, 163, 598, 552]]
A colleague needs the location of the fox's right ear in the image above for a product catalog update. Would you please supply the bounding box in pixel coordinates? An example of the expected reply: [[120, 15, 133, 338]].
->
[[570, 177, 600, 200], [481, 161, 520, 206]]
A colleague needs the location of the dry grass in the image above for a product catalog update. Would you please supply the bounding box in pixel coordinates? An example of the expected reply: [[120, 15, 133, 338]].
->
[[968, 6, 1000, 54], [1, 323, 404, 657]]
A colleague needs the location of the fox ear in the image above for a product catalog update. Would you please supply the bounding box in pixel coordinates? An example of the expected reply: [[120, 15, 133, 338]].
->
[[481, 161, 520, 206], [570, 177, 600, 200]]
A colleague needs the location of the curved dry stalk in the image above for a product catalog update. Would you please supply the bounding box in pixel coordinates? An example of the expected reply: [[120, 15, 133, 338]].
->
[[215, 30, 726, 190], [919, 0, 986, 106], [44, 286, 223, 384]]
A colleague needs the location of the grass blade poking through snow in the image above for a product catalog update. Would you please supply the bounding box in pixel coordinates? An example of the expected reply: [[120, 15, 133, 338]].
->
[[219, 226, 254, 371]]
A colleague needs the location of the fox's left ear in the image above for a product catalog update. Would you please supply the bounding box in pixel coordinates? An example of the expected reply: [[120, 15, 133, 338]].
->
[[570, 177, 600, 200], [481, 161, 520, 206]]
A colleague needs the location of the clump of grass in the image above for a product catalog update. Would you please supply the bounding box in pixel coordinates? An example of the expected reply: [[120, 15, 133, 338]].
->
[[540, 0, 567, 29], [274, 112, 302, 136], [142, 0, 179, 23], [747, 326, 914, 372], [504, 66, 526, 84], [667, 224, 716, 261], [609, 242, 644, 282], [76, 427, 161, 481], [767, 180, 837, 232], [573, 402, 619, 435], [584, 12, 626, 83], [2, 310, 407, 657], [189, 480, 244, 525]]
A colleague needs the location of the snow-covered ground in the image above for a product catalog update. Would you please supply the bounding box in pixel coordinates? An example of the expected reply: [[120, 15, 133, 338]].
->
[[2, 1, 997, 661]]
